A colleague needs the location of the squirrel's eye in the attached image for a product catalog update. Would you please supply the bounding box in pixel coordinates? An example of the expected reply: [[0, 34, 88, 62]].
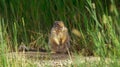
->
[[56, 23, 59, 26]]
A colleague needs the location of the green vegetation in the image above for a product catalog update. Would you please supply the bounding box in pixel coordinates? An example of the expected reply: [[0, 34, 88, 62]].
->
[[0, 0, 120, 67]]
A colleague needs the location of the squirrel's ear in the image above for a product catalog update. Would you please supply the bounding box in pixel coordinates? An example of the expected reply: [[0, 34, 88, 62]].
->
[[54, 21, 58, 25], [54, 21, 58, 24]]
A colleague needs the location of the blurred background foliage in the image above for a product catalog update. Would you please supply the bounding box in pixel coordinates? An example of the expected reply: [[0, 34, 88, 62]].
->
[[0, 0, 120, 56]]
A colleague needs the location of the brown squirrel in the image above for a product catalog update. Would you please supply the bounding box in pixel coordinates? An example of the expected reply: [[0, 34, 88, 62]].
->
[[48, 21, 70, 53]]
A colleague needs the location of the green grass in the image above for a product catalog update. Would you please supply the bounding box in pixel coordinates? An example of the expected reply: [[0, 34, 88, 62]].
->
[[0, 0, 120, 67]]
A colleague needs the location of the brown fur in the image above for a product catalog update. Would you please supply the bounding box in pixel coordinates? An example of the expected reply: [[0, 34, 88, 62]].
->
[[49, 21, 70, 53]]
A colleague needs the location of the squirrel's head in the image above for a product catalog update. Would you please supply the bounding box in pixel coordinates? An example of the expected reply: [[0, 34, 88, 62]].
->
[[53, 21, 65, 29]]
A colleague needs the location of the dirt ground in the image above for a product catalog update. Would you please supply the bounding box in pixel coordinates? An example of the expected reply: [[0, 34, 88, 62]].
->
[[5, 52, 113, 67]]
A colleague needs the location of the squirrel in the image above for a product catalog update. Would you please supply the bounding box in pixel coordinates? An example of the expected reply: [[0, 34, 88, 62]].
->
[[48, 21, 70, 53]]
